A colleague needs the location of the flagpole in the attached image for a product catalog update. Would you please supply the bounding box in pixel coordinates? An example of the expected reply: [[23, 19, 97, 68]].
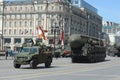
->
[[46, 0, 48, 30], [32, 1, 37, 40], [54, 22, 57, 55]]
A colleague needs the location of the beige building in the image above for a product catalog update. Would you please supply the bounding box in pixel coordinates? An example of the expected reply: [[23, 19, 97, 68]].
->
[[0, 0, 102, 50]]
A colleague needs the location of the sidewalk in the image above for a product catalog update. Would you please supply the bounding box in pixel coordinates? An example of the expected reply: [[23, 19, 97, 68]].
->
[[0, 56, 14, 60]]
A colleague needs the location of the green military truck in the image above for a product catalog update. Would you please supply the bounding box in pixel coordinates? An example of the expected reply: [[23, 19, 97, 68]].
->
[[14, 45, 53, 69]]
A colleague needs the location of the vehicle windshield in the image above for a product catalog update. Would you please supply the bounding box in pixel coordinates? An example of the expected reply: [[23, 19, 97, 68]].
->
[[30, 48, 38, 53], [21, 47, 38, 54], [21, 48, 30, 53]]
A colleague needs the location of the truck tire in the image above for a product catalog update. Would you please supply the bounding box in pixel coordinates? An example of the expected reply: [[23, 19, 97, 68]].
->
[[14, 63, 21, 68], [45, 57, 52, 68], [72, 57, 77, 63], [30, 60, 37, 69]]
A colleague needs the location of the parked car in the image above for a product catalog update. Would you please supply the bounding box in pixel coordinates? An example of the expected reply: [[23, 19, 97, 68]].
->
[[54, 48, 61, 58], [61, 47, 71, 57]]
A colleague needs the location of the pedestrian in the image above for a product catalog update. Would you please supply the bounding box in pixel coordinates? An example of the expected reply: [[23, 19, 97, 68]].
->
[[5, 50, 8, 60]]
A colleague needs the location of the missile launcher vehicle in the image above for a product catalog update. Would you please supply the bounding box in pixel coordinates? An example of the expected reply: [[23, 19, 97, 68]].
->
[[69, 34, 106, 63], [114, 43, 120, 57]]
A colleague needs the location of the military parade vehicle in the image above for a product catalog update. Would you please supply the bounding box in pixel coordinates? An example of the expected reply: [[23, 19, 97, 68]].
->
[[14, 39, 53, 69], [113, 43, 120, 57], [69, 34, 106, 63]]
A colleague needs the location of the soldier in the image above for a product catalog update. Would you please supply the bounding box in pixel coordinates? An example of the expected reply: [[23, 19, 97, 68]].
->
[[5, 50, 8, 60]]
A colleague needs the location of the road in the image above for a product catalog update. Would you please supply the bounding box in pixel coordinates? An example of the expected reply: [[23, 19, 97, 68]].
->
[[0, 56, 120, 80]]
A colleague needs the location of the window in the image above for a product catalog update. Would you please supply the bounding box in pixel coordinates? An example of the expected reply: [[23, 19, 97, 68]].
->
[[15, 14, 17, 19], [24, 38, 32, 43], [9, 21, 11, 27], [19, 29, 22, 34], [14, 38, 21, 43], [14, 29, 16, 34], [38, 6, 43, 10], [20, 14, 22, 19], [38, 6, 40, 10], [36, 38, 42, 43], [14, 21, 17, 27], [15, 7, 17, 11], [25, 29, 28, 34], [51, 6, 54, 10], [4, 21, 6, 27], [9, 15, 11, 19], [25, 14, 27, 19], [38, 14, 41, 18], [20, 7, 22, 11], [25, 21, 27, 27], [30, 21, 33, 27], [4, 29, 6, 34], [59, 6, 62, 10], [30, 29, 32, 34], [20, 21, 22, 27], [25, 7, 27, 11], [49, 39, 53, 44], [9, 29, 12, 34], [38, 21, 41, 26], [75, 0, 79, 4], [31, 7, 34, 11], [51, 29, 54, 34], [4, 38, 11, 43], [30, 14, 32, 19]]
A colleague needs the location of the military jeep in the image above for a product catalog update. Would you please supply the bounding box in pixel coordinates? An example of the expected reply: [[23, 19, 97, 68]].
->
[[14, 46, 53, 69]]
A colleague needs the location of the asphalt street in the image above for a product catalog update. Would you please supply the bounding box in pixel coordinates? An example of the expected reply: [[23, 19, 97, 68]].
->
[[0, 56, 120, 80]]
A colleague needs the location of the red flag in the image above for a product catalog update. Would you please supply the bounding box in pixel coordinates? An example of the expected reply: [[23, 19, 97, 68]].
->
[[60, 31, 64, 41], [25, 30, 28, 34], [60, 31, 64, 45], [38, 26, 48, 40], [52, 39, 55, 44]]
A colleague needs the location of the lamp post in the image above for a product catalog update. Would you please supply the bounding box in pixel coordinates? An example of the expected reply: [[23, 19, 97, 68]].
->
[[32, 1, 37, 39], [53, 22, 59, 55], [1, 1, 5, 50], [99, 32, 101, 46]]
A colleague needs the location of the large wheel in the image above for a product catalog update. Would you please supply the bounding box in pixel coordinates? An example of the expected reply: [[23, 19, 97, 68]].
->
[[14, 63, 21, 68], [45, 57, 52, 68], [71, 56, 77, 63], [30, 60, 37, 69], [89, 55, 94, 63]]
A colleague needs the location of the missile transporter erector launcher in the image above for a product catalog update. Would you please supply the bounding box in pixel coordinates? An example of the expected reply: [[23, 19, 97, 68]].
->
[[113, 43, 120, 57], [69, 34, 106, 63]]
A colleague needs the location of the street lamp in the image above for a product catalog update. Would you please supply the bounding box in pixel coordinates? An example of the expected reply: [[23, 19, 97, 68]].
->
[[53, 22, 59, 55], [1, 1, 5, 50]]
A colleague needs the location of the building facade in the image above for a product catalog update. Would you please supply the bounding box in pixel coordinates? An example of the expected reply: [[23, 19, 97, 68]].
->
[[102, 21, 120, 34], [70, 0, 97, 13], [0, 0, 102, 50], [102, 21, 120, 45]]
